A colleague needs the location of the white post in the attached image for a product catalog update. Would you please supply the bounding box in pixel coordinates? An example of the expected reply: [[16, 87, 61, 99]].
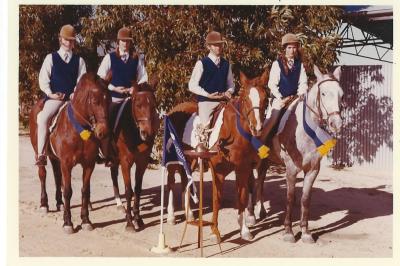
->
[[151, 166, 172, 254]]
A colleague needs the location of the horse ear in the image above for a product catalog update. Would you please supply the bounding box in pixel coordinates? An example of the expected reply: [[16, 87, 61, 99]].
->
[[239, 71, 248, 86], [313, 65, 323, 81], [149, 73, 159, 90], [258, 68, 269, 86], [333, 66, 342, 81], [131, 80, 139, 95], [104, 70, 113, 85]]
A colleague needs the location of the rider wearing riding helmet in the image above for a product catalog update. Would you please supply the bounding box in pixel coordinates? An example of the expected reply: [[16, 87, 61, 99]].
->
[[261, 33, 308, 141], [188, 30, 235, 150], [36, 24, 87, 166], [97, 27, 148, 108]]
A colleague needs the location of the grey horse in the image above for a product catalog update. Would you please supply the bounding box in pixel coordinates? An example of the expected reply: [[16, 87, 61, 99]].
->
[[248, 65, 344, 243]]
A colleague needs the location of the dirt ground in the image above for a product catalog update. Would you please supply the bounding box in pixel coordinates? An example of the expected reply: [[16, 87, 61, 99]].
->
[[18, 135, 393, 258]]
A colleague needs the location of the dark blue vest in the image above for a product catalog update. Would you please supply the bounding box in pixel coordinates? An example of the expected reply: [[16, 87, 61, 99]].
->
[[198, 56, 229, 102], [49, 52, 80, 99], [277, 58, 301, 97], [110, 52, 138, 98]]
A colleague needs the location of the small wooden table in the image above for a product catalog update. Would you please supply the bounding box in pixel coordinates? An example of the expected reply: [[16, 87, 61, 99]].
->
[[179, 149, 222, 257]]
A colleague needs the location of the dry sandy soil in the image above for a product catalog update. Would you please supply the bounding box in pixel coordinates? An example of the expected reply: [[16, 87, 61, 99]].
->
[[18, 135, 393, 258]]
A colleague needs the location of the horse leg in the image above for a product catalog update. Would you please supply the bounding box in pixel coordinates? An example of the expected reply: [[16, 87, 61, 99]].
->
[[111, 165, 125, 213], [37, 165, 49, 213], [49, 158, 64, 211], [166, 167, 176, 225], [120, 162, 135, 232], [179, 166, 194, 222], [245, 169, 256, 226], [132, 162, 147, 230], [81, 163, 95, 231], [209, 164, 229, 244], [256, 160, 268, 220], [60, 163, 74, 234], [283, 165, 299, 243], [235, 167, 253, 241], [300, 167, 319, 244]]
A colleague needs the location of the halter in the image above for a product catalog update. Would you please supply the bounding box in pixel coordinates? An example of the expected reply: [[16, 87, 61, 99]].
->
[[304, 78, 341, 125], [131, 91, 156, 127]]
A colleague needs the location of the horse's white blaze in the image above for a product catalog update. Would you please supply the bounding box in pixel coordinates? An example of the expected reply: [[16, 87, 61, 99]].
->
[[249, 87, 262, 131]]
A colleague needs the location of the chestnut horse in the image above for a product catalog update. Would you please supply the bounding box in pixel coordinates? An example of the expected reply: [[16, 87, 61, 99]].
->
[[108, 78, 160, 232], [29, 73, 112, 234], [250, 65, 344, 243], [166, 70, 269, 242]]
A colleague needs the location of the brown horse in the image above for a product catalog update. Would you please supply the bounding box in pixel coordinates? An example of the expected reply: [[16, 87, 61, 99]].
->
[[166, 70, 269, 242], [29, 73, 112, 234], [108, 77, 160, 231]]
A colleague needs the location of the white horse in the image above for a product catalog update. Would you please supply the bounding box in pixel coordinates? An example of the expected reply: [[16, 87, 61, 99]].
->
[[248, 65, 344, 243]]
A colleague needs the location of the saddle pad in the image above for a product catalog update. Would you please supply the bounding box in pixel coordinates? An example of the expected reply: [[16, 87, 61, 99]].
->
[[277, 98, 300, 135], [113, 98, 130, 133], [49, 101, 69, 133], [182, 108, 225, 149]]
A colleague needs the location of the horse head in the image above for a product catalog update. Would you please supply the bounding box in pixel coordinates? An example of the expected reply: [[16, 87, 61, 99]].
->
[[72, 73, 111, 140], [238, 69, 269, 137], [130, 75, 159, 142], [312, 65, 344, 134]]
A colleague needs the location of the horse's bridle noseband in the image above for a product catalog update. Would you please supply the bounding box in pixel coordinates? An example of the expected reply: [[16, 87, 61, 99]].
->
[[70, 89, 107, 133], [305, 78, 342, 125], [131, 91, 156, 127]]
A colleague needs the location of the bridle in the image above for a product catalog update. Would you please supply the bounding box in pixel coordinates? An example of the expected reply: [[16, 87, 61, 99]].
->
[[131, 91, 156, 128], [227, 90, 263, 135], [304, 78, 342, 125], [70, 89, 105, 132]]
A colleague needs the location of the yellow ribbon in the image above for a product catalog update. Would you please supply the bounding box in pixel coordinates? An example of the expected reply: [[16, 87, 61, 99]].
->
[[80, 129, 92, 141], [317, 139, 337, 157], [258, 145, 270, 159]]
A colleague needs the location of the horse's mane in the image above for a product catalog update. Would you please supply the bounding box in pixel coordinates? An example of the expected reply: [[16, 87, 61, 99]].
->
[[72, 72, 107, 105], [167, 102, 197, 115]]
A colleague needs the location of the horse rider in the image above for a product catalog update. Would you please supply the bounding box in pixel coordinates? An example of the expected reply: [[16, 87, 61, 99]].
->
[[97, 26, 148, 115], [36, 24, 87, 166], [261, 33, 308, 141], [188, 30, 235, 150]]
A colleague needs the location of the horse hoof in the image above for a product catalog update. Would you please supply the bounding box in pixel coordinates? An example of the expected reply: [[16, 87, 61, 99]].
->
[[209, 233, 221, 244], [187, 212, 195, 222], [241, 231, 254, 241], [39, 206, 49, 214], [283, 233, 296, 243], [117, 205, 125, 213], [301, 234, 315, 244], [125, 224, 136, 233], [57, 204, 64, 212], [82, 223, 94, 231], [259, 208, 267, 220], [137, 218, 144, 228], [63, 225, 74, 234], [167, 217, 176, 225], [245, 215, 256, 227]]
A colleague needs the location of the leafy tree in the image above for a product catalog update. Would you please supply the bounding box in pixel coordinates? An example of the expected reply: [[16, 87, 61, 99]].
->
[[81, 5, 343, 113]]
